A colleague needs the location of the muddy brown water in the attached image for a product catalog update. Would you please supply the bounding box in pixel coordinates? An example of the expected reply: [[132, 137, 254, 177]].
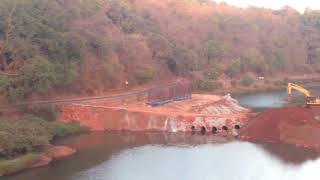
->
[[2, 132, 320, 180]]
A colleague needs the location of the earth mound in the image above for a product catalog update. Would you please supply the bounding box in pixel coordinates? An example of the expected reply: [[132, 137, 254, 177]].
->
[[240, 106, 320, 149]]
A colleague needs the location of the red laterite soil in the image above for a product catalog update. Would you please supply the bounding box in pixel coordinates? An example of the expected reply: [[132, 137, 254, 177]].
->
[[240, 106, 320, 149]]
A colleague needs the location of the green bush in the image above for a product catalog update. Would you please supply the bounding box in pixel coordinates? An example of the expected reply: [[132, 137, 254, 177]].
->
[[134, 64, 156, 83], [195, 81, 212, 91], [50, 121, 83, 137], [23, 116, 85, 138], [0, 58, 79, 102], [22, 58, 56, 94], [90, 37, 113, 59], [203, 66, 219, 80], [41, 34, 84, 62], [52, 62, 78, 86], [24, 104, 59, 122], [0, 116, 84, 158], [106, 1, 154, 33], [0, 58, 56, 102], [170, 47, 201, 72], [240, 73, 255, 86], [225, 58, 241, 78], [192, 78, 219, 91], [0, 118, 52, 157]]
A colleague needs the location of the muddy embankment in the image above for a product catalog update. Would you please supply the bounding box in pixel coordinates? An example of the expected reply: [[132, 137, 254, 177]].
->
[[59, 94, 251, 134], [239, 106, 320, 150]]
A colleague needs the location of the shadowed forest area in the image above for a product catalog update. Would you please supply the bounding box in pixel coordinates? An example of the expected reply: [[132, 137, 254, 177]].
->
[[1, 0, 320, 101]]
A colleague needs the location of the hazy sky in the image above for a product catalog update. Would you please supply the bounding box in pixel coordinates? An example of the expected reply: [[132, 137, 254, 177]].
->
[[214, 0, 320, 13]]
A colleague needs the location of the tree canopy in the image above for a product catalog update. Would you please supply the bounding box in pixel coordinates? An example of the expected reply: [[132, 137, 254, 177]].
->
[[1, 0, 320, 101]]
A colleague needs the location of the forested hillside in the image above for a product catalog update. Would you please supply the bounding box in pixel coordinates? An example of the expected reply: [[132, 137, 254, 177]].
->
[[1, 0, 320, 101]]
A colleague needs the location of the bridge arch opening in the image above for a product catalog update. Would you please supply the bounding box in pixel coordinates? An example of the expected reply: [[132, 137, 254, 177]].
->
[[212, 127, 217, 134], [201, 126, 206, 134], [234, 125, 240, 130]]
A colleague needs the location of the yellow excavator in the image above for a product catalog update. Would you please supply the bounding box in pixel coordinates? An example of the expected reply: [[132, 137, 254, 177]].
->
[[287, 83, 320, 105]]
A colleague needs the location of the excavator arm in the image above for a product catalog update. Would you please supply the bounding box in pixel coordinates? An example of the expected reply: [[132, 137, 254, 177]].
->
[[287, 83, 320, 106], [287, 83, 311, 97]]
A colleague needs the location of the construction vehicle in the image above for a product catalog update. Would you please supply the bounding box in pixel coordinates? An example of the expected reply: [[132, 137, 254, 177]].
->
[[287, 83, 320, 105]]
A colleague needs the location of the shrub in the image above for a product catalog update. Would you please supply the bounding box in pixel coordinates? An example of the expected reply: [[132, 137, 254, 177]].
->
[[50, 121, 83, 137], [0, 116, 85, 158], [22, 57, 56, 93], [196, 81, 212, 91], [90, 37, 113, 59], [134, 64, 156, 83], [0, 118, 52, 157], [225, 58, 241, 78], [106, 1, 154, 33], [43, 33, 84, 62], [0, 58, 78, 102], [23, 116, 85, 138], [0, 76, 10, 93], [192, 78, 216, 91], [24, 104, 59, 122], [1, 57, 57, 102], [203, 66, 219, 80], [52, 62, 78, 86], [240, 73, 255, 86]]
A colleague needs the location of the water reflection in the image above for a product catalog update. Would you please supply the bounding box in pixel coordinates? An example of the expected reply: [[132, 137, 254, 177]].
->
[[236, 91, 288, 108], [75, 142, 320, 180], [3, 132, 320, 180]]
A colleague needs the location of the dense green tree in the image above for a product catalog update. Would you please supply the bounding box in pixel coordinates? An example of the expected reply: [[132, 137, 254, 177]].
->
[[204, 65, 219, 80], [240, 73, 255, 86], [106, 1, 155, 34], [0, 0, 320, 101], [0, 116, 83, 157], [133, 64, 156, 84], [225, 58, 241, 78]]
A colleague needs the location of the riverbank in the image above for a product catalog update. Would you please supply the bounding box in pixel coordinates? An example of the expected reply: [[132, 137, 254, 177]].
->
[[2, 132, 320, 180], [0, 146, 76, 176], [239, 106, 320, 151], [0, 116, 86, 176]]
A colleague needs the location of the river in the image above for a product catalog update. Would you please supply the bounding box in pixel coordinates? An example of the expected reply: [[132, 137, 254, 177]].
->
[[236, 90, 288, 108], [3, 91, 320, 180]]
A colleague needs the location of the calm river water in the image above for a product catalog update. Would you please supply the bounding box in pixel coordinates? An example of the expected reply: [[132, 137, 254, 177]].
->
[[3, 132, 320, 180], [3, 91, 320, 180]]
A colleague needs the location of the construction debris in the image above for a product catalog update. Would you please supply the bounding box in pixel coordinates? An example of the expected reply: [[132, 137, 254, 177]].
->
[[191, 94, 248, 115]]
